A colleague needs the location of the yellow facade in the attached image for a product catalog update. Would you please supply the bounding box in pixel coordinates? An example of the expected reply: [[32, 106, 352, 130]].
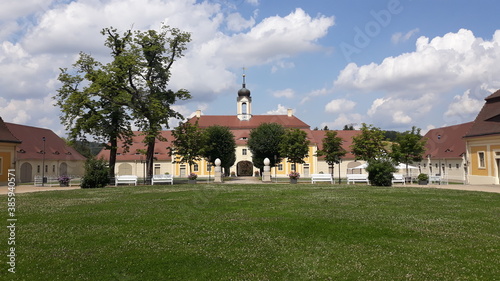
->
[[169, 143, 318, 178], [0, 144, 16, 184], [466, 135, 500, 184]]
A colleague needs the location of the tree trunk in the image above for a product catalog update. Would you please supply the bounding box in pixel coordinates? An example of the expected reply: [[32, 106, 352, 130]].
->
[[108, 136, 118, 178], [146, 138, 155, 183]]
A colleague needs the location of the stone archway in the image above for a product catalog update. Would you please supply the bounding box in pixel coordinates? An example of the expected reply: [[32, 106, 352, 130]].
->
[[237, 161, 253, 176], [59, 162, 68, 176], [20, 162, 32, 183], [118, 163, 133, 175]]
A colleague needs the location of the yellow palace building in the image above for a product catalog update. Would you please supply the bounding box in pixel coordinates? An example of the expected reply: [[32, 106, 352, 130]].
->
[[464, 89, 500, 185], [100, 78, 362, 179]]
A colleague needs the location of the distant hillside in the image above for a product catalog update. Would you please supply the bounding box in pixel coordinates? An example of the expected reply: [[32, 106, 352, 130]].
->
[[66, 140, 104, 158]]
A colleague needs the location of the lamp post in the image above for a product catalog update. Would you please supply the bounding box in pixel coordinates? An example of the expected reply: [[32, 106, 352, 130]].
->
[[42, 137, 46, 186], [274, 155, 277, 183], [338, 159, 342, 184]]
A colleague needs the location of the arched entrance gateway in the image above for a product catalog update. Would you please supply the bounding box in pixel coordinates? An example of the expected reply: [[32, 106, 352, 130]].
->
[[20, 162, 32, 183], [237, 161, 254, 176]]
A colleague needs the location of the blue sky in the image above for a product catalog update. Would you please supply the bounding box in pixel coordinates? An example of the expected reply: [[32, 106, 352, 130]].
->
[[1, 0, 500, 135]]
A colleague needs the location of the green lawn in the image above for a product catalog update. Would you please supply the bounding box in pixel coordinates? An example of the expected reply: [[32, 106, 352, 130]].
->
[[4, 184, 500, 280]]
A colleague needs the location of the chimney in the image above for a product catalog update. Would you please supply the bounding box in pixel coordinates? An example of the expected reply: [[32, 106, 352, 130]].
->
[[195, 110, 201, 118], [287, 108, 293, 117]]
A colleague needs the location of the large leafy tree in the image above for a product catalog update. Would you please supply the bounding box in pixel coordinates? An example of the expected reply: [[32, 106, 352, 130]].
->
[[247, 123, 286, 169], [56, 52, 133, 178], [169, 121, 206, 174], [315, 131, 347, 175], [391, 126, 427, 175], [279, 128, 310, 172], [58, 26, 192, 180], [109, 26, 191, 180], [202, 125, 236, 176], [351, 123, 388, 161]]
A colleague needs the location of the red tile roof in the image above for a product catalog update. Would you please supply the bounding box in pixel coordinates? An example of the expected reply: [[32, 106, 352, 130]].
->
[[464, 89, 500, 138], [423, 122, 473, 159], [310, 130, 361, 159], [97, 131, 174, 161], [0, 117, 21, 144], [6, 123, 86, 161], [188, 115, 310, 130], [97, 115, 364, 162]]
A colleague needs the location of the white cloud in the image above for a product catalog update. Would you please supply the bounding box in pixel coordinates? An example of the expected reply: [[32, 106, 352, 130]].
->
[[266, 104, 290, 115], [392, 111, 412, 124], [0, 0, 335, 137], [0, 94, 59, 129], [215, 8, 334, 67], [325, 99, 356, 113], [335, 29, 500, 97], [272, 88, 295, 99], [321, 113, 363, 130], [226, 12, 255, 32], [366, 94, 435, 129], [300, 87, 332, 104], [333, 28, 500, 128], [246, 0, 259, 5], [444, 90, 484, 121], [367, 98, 388, 117], [391, 28, 419, 44], [271, 60, 295, 73]]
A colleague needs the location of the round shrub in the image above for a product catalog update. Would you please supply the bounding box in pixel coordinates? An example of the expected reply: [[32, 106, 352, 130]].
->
[[81, 157, 110, 188], [366, 158, 397, 186]]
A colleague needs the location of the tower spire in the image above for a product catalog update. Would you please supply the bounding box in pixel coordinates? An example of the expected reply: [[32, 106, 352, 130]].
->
[[237, 67, 252, 121], [242, 67, 246, 88]]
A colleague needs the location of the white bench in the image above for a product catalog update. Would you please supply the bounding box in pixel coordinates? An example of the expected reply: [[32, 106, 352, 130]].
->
[[151, 174, 173, 185], [311, 174, 333, 184], [34, 175, 58, 187], [115, 175, 138, 186], [347, 174, 369, 185], [429, 175, 447, 185], [69, 177, 82, 187], [391, 174, 405, 185]]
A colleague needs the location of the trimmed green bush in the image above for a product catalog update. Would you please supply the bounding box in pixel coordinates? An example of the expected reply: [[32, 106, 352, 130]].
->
[[366, 158, 397, 186], [81, 157, 110, 188]]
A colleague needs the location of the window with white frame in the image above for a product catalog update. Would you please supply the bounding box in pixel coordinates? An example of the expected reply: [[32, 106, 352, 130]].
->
[[478, 151, 486, 168], [291, 163, 296, 171], [242, 149, 247, 155], [193, 163, 199, 172], [278, 164, 283, 171]]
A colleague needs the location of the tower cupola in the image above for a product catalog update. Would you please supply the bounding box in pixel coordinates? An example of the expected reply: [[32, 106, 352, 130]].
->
[[237, 73, 252, 121]]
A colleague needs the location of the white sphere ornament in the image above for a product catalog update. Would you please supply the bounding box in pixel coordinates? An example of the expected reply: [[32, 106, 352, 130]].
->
[[215, 158, 221, 166], [264, 158, 270, 166]]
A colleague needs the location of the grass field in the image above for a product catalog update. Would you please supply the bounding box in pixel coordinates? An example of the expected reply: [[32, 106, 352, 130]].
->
[[4, 184, 499, 280]]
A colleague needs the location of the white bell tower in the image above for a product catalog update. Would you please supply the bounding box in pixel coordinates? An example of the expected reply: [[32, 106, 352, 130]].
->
[[237, 74, 252, 121]]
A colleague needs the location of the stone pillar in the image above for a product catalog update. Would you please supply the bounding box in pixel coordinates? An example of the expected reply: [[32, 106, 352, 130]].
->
[[262, 158, 271, 182], [214, 158, 222, 183]]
